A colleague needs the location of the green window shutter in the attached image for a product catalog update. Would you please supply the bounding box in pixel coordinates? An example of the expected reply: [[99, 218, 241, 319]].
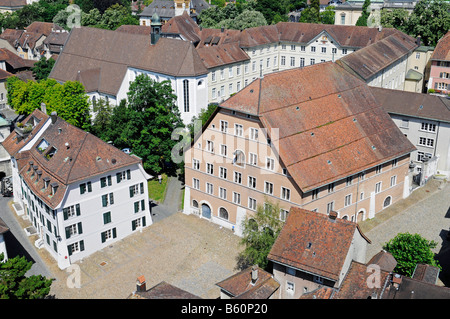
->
[[134, 202, 139, 213], [141, 199, 145, 211], [80, 184, 85, 195], [65, 226, 71, 239], [101, 177, 106, 188], [127, 169, 131, 180], [109, 193, 114, 205], [87, 182, 92, 192], [112, 228, 117, 238], [129, 186, 134, 198], [102, 195, 107, 207], [67, 244, 72, 256], [103, 212, 111, 224], [63, 208, 68, 220], [77, 222, 83, 235], [142, 216, 146, 227], [140, 182, 144, 194], [132, 220, 136, 231], [80, 240, 84, 251], [76, 204, 81, 216], [101, 231, 106, 243], [107, 175, 112, 186]]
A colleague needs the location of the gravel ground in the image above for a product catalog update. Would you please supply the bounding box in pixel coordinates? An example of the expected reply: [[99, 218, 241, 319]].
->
[[47, 212, 243, 299]]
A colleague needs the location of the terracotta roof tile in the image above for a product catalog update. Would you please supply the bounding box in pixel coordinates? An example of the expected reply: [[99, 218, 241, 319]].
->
[[268, 207, 370, 282], [132, 281, 202, 299], [431, 31, 450, 61], [221, 62, 415, 191]]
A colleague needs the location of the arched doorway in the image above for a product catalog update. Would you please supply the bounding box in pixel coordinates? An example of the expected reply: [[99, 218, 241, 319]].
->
[[201, 203, 211, 219], [357, 210, 365, 222]]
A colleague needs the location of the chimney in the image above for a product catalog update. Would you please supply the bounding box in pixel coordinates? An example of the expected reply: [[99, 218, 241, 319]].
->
[[51, 111, 57, 124], [221, 26, 224, 33], [392, 273, 402, 290], [329, 211, 338, 221], [416, 36, 421, 46], [40, 102, 47, 114], [136, 275, 146, 292], [251, 265, 258, 285]]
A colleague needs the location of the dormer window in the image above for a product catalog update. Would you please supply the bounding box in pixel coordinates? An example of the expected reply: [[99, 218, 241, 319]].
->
[[37, 139, 49, 153], [50, 182, 58, 196], [43, 177, 50, 190], [45, 146, 57, 160]]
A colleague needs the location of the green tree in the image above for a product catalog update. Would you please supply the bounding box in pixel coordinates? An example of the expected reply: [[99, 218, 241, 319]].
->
[[299, 6, 320, 23], [254, 0, 287, 24], [0, 253, 53, 299], [31, 57, 55, 81], [380, 8, 409, 31], [99, 4, 138, 30], [237, 199, 284, 270], [355, 0, 371, 26], [404, 0, 450, 47], [383, 232, 441, 277], [229, 10, 267, 30], [113, 75, 184, 175], [90, 98, 113, 140], [320, 5, 335, 24]]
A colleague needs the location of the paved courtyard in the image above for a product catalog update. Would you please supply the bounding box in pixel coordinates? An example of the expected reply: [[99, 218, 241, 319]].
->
[[46, 212, 242, 299]]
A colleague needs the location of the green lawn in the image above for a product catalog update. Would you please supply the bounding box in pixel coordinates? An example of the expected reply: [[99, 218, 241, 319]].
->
[[147, 173, 168, 203]]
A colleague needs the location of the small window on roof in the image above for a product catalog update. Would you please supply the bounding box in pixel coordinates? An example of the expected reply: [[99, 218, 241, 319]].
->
[[45, 146, 57, 160], [37, 139, 49, 153]]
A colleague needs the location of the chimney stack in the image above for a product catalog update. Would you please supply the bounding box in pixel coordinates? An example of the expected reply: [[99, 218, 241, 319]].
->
[[251, 265, 258, 285], [51, 111, 57, 124], [40, 102, 47, 114], [136, 275, 146, 292], [329, 211, 338, 221]]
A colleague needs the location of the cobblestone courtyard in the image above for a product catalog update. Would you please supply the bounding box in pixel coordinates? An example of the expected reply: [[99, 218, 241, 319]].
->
[[47, 213, 243, 299]]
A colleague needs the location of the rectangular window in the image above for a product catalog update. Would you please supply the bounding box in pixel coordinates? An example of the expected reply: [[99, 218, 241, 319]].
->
[[266, 157, 275, 171], [220, 69, 224, 80], [290, 56, 295, 67], [212, 88, 216, 99], [229, 66, 233, 78], [321, 47, 326, 53], [248, 176, 256, 189], [249, 153, 257, 166], [219, 187, 227, 200], [63, 204, 81, 220], [192, 158, 200, 170], [234, 171, 242, 184], [290, 44, 295, 51], [311, 46, 316, 52], [392, 159, 398, 168], [220, 144, 227, 157], [233, 192, 241, 204], [418, 137, 434, 147], [328, 183, 335, 193], [248, 197, 257, 211], [103, 211, 111, 224], [212, 71, 216, 82], [342, 49, 348, 54], [206, 140, 214, 153], [281, 187, 291, 201], [183, 79, 189, 113], [280, 209, 289, 222], [390, 175, 397, 187], [300, 58, 305, 67], [376, 165, 382, 174], [219, 167, 227, 179], [344, 194, 352, 207], [101, 228, 117, 243], [310, 58, 315, 65], [229, 83, 233, 94], [220, 120, 228, 133], [281, 56, 286, 66], [206, 182, 213, 195], [332, 48, 337, 54], [312, 189, 319, 200], [421, 122, 436, 132], [265, 181, 274, 195], [375, 182, 382, 194], [250, 128, 258, 141], [236, 66, 241, 76], [79, 182, 92, 194], [327, 201, 334, 214], [206, 163, 214, 175], [237, 81, 241, 91], [234, 124, 243, 137], [193, 178, 200, 190], [301, 46, 305, 51]]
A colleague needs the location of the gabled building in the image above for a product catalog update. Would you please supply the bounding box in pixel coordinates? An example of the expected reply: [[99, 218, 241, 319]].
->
[[2, 109, 153, 269], [49, 24, 208, 125], [371, 86, 450, 178], [138, 0, 211, 25], [183, 61, 415, 235], [427, 31, 450, 95], [0, 0, 37, 13], [268, 207, 370, 298]]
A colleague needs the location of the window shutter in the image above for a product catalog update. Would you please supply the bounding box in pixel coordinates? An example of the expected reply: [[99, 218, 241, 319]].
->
[[77, 222, 83, 235], [80, 240, 84, 251], [127, 169, 131, 180], [132, 220, 136, 231], [101, 177, 106, 188], [107, 175, 112, 186], [142, 217, 146, 227], [129, 186, 134, 198], [116, 173, 121, 183], [101, 232, 106, 243], [76, 204, 81, 216], [67, 244, 72, 256], [140, 182, 144, 194], [87, 182, 92, 192], [112, 228, 117, 239], [109, 193, 114, 205], [80, 184, 85, 195], [102, 195, 107, 207], [141, 199, 145, 211], [65, 226, 71, 239], [134, 202, 139, 213], [63, 208, 68, 220]]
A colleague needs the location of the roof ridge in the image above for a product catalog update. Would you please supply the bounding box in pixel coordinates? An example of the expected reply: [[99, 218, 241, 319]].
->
[[64, 130, 89, 185]]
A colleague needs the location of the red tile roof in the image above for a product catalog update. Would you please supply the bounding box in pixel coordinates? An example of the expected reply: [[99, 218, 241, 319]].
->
[[216, 266, 279, 299], [221, 62, 415, 192], [431, 31, 450, 61], [268, 207, 370, 282]]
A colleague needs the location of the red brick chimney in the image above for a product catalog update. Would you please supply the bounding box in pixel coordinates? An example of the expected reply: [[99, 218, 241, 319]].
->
[[136, 275, 146, 292]]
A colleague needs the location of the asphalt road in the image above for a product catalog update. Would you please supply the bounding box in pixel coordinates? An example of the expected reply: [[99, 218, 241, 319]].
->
[[0, 196, 53, 278]]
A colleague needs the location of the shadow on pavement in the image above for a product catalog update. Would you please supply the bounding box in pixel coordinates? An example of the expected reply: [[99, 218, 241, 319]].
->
[[437, 229, 450, 287], [3, 230, 35, 264]]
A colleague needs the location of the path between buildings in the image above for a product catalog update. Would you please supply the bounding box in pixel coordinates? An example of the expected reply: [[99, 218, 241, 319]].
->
[[150, 175, 184, 223]]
